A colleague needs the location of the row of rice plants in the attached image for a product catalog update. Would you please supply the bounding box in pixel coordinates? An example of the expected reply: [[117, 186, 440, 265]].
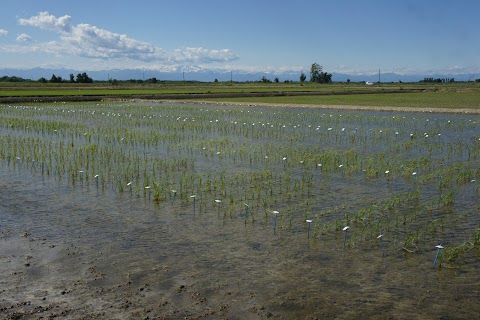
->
[[1, 101, 479, 267]]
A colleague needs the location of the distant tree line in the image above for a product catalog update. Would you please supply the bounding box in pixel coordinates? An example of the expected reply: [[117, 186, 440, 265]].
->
[[257, 76, 291, 83], [74, 73, 93, 83], [37, 73, 94, 83], [0, 76, 30, 82], [121, 77, 159, 84], [420, 77, 455, 83], [257, 63, 332, 84], [2, 71, 477, 84], [259, 76, 272, 83]]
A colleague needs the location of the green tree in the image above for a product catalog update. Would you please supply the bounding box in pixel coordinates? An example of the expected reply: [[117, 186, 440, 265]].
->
[[145, 77, 158, 84], [310, 63, 332, 83], [274, 77, 279, 83], [260, 76, 271, 83], [299, 72, 306, 83], [310, 63, 322, 82], [50, 74, 63, 83], [0, 76, 26, 82], [76, 72, 93, 83]]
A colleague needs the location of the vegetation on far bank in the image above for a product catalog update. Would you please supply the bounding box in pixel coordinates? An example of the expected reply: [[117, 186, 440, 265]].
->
[[1, 71, 480, 110]]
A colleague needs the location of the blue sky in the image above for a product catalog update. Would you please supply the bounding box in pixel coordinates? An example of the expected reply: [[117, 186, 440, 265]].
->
[[0, 0, 479, 75]]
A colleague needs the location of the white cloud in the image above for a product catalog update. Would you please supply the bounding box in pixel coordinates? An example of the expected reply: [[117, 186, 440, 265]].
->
[[1, 41, 62, 55], [174, 47, 239, 64], [215, 63, 305, 74], [13, 11, 238, 67], [64, 23, 165, 60], [18, 11, 72, 32], [327, 64, 480, 76], [0, 29, 8, 36], [16, 33, 31, 42]]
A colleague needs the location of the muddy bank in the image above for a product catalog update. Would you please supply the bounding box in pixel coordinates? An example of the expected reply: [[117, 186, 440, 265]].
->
[[0, 233, 283, 320], [159, 100, 480, 114], [0, 88, 428, 105]]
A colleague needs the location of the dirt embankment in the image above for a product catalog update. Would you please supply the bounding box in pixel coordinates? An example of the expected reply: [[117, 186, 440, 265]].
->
[[187, 100, 480, 114], [0, 88, 427, 104], [3, 88, 479, 114]]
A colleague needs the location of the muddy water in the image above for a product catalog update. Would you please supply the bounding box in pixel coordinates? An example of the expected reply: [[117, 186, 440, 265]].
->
[[1, 103, 479, 319], [1, 169, 479, 319]]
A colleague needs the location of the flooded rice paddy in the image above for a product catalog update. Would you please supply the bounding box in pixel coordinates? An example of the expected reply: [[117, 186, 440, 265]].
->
[[0, 101, 479, 319]]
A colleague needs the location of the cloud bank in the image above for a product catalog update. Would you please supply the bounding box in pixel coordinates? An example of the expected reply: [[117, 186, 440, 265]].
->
[[14, 11, 238, 67], [0, 29, 8, 36]]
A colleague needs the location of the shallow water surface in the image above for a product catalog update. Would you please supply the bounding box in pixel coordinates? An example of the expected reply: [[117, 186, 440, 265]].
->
[[0, 102, 479, 318]]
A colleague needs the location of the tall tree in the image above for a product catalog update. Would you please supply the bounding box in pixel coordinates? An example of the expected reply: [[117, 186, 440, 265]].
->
[[260, 76, 271, 83], [310, 63, 332, 83], [310, 63, 322, 82], [50, 74, 63, 83], [299, 72, 306, 83]]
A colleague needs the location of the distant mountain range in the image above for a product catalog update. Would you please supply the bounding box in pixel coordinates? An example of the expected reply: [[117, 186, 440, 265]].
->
[[1, 67, 478, 83]]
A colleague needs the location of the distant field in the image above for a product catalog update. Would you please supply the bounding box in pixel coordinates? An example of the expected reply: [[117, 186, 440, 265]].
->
[[0, 81, 447, 96], [207, 91, 480, 110], [1, 81, 479, 110]]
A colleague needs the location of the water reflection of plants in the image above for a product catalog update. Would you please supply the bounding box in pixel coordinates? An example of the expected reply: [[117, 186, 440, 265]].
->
[[1, 102, 479, 267]]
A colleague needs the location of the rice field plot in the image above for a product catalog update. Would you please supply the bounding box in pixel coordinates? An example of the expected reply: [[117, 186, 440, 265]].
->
[[0, 101, 479, 319]]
